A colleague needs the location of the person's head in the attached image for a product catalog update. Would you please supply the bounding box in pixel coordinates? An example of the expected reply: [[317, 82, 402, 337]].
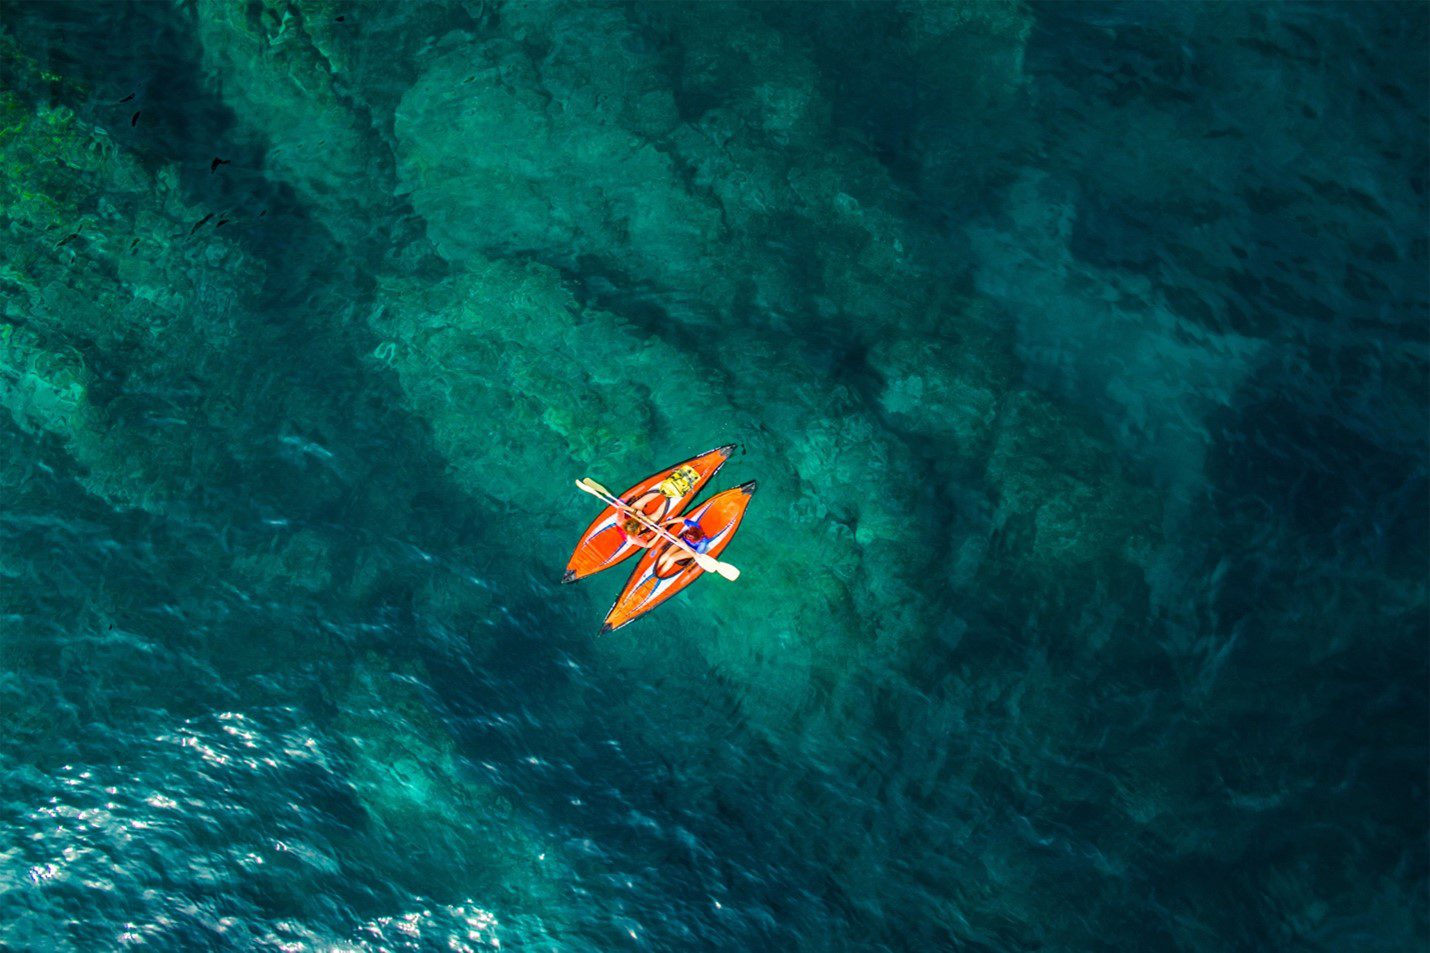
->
[[622, 515, 645, 536]]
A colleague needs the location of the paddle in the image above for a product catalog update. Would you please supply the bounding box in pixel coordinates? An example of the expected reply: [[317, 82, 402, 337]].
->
[[575, 478, 741, 582]]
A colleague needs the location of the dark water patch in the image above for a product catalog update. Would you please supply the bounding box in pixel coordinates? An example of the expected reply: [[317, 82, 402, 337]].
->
[[1025, 1, 1429, 346]]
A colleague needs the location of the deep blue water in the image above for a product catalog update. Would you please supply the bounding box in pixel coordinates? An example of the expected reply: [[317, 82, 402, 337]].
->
[[1, 2, 1426, 950]]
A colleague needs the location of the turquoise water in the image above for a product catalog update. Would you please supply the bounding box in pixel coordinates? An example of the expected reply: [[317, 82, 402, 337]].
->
[[2, 1, 1426, 949]]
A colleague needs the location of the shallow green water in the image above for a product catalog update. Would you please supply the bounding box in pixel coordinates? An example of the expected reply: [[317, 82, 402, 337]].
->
[[1, 2, 1426, 950]]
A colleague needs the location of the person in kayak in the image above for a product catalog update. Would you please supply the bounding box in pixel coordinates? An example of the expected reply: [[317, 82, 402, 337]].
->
[[617, 509, 661, 548], [615, 465, 700, 548], [655, 517, 711, 576], [676, 517, 712, 554]]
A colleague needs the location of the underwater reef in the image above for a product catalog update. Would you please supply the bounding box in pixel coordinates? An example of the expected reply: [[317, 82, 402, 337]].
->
[[1, 1, 1426, 950]]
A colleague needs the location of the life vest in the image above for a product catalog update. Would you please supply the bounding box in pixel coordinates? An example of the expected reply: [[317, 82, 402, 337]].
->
[[656, 465, 699, 500]]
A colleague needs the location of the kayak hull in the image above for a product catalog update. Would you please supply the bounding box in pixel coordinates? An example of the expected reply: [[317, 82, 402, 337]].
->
[[601, 480, 757, 633], [563, 445, 735, 583]]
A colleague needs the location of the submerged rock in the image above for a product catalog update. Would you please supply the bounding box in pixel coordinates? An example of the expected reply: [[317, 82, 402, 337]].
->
[[333, 654, 574, 927]]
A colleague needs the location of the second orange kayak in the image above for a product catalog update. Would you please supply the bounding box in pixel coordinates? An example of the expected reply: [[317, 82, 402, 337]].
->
[[563, 445, 735, 584], [601, 480, 757, 633]]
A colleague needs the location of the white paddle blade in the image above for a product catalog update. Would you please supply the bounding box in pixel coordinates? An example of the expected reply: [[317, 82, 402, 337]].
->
[[694, 553, 740, 582], [581, 478, 615, 498]]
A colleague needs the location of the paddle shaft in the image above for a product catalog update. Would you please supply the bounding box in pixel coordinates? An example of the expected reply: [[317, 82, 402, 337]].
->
[[578, 479, 719, 566], [575, 479, 739, 581]]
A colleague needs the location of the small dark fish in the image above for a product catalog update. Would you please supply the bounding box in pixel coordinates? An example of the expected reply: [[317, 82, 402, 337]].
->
[[258, 210, 267, 217], [129, 238, 140, 249], [216, 218, 231, 228], [118, 92, 135, 104], [130, 110, 141, 126], [210, 157, 230, 173], [56, 232, 80, 247], [335, 15, 345, 21], [189, 213, 214, 234]]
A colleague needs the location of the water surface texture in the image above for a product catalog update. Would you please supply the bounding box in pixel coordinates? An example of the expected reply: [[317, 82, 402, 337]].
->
[[2, 2, 1427, 950]]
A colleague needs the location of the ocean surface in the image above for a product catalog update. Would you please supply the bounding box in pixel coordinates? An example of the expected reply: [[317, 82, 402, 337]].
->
[[2, 2, 1426, 950]]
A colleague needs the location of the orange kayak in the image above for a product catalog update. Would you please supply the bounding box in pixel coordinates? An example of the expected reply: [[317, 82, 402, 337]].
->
[[563, 445, 735, 584], [601, 480, 757, 633]]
